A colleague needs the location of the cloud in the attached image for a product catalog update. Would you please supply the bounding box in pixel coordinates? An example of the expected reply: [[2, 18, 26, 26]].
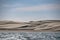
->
[[12, 4, 60, 12]]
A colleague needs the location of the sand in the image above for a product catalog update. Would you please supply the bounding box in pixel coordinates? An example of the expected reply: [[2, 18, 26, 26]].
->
[[0, 20, 60, 32]]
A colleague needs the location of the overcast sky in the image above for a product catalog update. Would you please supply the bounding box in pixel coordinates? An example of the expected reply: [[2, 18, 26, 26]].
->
[[0, 0, 60, 22]]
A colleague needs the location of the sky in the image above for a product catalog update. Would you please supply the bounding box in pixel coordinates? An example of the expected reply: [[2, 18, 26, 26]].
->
[[0, 0, 60, 22]]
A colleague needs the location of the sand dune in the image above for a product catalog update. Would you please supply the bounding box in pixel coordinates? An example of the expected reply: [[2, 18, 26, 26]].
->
[[0, 20, 60, 32], [0, 21, 29, 29]]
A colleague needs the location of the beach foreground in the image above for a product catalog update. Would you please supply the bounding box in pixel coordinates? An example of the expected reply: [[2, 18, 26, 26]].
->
[[0, 32, 60, 40]]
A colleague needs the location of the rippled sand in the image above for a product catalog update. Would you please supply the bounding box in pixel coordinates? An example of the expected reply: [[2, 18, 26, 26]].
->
[[0, 32, 60, 40]]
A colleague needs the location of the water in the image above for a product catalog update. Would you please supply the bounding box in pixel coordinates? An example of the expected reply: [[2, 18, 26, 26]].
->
[[0, 32, 60, 40]]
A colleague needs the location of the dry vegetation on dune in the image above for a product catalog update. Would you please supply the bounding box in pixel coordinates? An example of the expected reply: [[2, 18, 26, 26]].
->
[[0, 20, 60, 32]]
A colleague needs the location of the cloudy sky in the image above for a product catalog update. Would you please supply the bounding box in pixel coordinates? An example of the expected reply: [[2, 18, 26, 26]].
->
[[0, 0, 60, 22]]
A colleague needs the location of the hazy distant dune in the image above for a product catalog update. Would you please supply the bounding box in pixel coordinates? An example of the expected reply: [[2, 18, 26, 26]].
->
[[0, 21, 23, 25], [0, 20, 60, 32]]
